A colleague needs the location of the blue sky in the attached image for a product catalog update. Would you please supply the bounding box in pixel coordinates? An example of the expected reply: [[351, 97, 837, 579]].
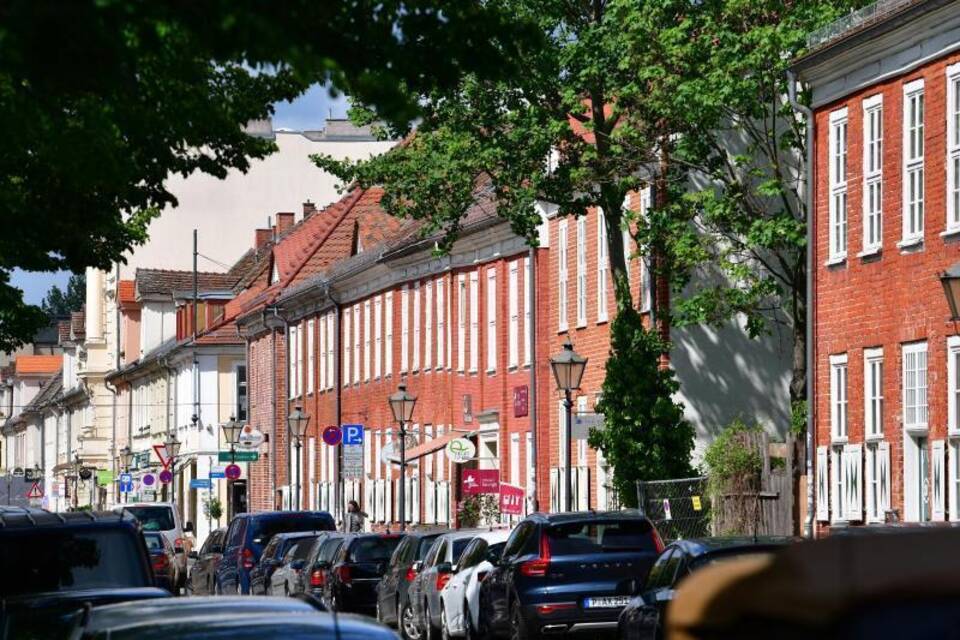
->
[[12, 85, 347, 306]]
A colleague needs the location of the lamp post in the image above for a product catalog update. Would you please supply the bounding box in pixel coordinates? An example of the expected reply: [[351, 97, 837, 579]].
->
[[941, 262, 960, 321], [221, 415, 243, 464], [389, 383, 417, 532], [120, 446, 133, 504], [287, 407, 310, 511], [72, 453, 81, 510], [550, 341, 587, 512], [165, 432, 181, 504]]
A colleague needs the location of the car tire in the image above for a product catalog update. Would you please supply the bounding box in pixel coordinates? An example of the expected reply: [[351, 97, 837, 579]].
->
[[509, 602, 534, 640], [441, 605, 452, 640], [402, 603, 422, 640], [424, 604, 437, 640], [464, 600, 476, 640]]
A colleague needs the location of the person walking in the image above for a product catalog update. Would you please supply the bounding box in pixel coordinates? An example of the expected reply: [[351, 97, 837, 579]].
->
[[345, 499, 368, 532]]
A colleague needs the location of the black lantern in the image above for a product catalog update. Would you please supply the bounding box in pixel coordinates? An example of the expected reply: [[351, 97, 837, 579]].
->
[[120, 446, 134, 470], [388, 383, 417, 532], [388, 383, 418, 423], [550, 341, 588, 392], [287, 406, 310, 511], [164, 432, 181, 461], [221, 415, 243, 447]]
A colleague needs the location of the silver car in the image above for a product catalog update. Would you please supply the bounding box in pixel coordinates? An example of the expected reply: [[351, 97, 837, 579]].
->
[[117, 502, 193, 592], [409, 530, 481, 640]]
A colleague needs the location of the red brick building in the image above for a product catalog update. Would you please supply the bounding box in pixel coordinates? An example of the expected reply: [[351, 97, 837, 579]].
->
[[795, 0, 960, 528]]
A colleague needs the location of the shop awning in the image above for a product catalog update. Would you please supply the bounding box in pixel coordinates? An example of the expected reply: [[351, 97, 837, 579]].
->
[[403, 429, 475, 462]]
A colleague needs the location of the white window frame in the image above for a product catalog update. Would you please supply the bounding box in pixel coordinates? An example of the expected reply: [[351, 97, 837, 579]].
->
[[374, 295, 383, 379], [861, 95, 883, 254], [363, 300, 372, 382], [901, 79, 925, 246], [486, 267, 497, 373], [326, 312, 335, 388], [413, 282, 421, 372], [424, 281, 433, 371], [436, 277, 445, 370], [946, 63, 960, 234], [342, 310, 351, 388], [523, 256, 532, 366], [949, 336, 960, 435], [508, 260, 519, 369], [576, 216, 587, 327], [352, 304, 361, 384], [597, 208, 608, 322], [950, 439, 960, 522], [318, 315, 327, 391], [558, 220, 568, 331], [902, 341, 928, 432], [306, 319, 315, 394], [400, 285, 409, 373], [864, 441, 890, 523], [639, 188, 652, 312], [385, 292, 393, 377], [827, 108, 848, 263], [469, 270, 479, 373], [829, 353, 848, 443], [864, 347, 884, 440], [457, 274, 466, 372]]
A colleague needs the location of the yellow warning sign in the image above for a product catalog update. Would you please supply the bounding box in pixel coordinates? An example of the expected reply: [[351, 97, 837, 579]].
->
[[691, 496, 702, 511]]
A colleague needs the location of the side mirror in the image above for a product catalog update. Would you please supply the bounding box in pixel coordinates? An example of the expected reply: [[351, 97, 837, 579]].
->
[[412, 561, 423, 573], [210, 545, 223, 555], [183, 521, 194, 533], [291, 559, 306, 571], [188, 551, 199, 560], [436, 562, 453, 574]]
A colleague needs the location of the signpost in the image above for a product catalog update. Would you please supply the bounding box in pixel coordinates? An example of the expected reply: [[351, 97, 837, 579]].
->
[[159, 470, 173, 485], [190, 478, 212, 490], [210, 465, 226, 479], [153, 444, 173, 469], [142, 489, 157, 501], [322, 426, 343, 446], [141, 473, 156, 487], [119, 473, 133, 493], [462, 469, 500, 495], [342, 424, 364, 446], [26, 482, 43, 500], [218, 450, 258, 463], [499, 483, 525, 515], [225, 464, 242, 480], [342, 445, 364, 479], [572, 413, 604, 440]]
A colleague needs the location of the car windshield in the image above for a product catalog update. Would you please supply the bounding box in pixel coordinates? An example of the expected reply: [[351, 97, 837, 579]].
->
[[143, 534, 165, 551], [689, 548, 777, 571], [452, 538, 473, 563], [0, 529, 149, 596], [350, 537, 403, 562], [546, 520, 656, 555], [320, 539, 343, 563], [251, 517, 331, 546], [123, 506, 175, 532], [417, 536, 441, 561]]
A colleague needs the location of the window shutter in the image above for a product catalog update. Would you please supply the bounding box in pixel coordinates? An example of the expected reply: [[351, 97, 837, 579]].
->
[[878, 441, 890, 515], [385, 476, 393, 523], [864, 446, 876, 522], [439, 481, 450, 525], [933, 440, 946, 521], [577, 466, 590, 511], [364, 477, 374, 518], [425, 479, 436, 524], [550, 468, 560, 513], [816, 446, 829, 521], [411, 476, 421, 524], [949, 443, 959, 522], [845, 444, 863, 522]]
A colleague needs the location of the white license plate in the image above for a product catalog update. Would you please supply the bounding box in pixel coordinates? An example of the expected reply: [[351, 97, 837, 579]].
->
[[583, 596, 630, 609]]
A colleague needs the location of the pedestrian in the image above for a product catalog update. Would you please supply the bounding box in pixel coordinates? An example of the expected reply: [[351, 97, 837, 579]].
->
[[345, 499, 368, 532]]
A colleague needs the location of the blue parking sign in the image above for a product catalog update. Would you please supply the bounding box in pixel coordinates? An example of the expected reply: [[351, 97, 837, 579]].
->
[[342, 424, 364, 446], [119, 472, 133, 493]]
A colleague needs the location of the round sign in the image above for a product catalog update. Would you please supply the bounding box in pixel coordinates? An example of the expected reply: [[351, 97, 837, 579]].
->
[[159, 470, 173, 484], [322, 425, 343, 446], [142, 473, 156, 486], [78, 467, 93, 480], [225, 464, 242, 480], [237, 424, 265, 450], [446, 438, 476, 464]]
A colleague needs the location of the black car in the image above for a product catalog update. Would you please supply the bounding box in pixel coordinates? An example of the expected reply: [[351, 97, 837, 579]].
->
[[304, 532, 347, 603], [187, 527, 226, 595], [249, 531, 321, 596], [0, 508, 170, 638], [377, 530, 446, 636], [214, 510, 335, 595], [323, 532, 404, 614], [145, 532, 180, 593], [479, 510, 664, 640], [617, 537, 793, 640]]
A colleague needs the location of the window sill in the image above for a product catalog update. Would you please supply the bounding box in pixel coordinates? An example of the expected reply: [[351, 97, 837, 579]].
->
[[831, 436, 848, 446], [864, 432, 885, 443], [856, 246, 881, 258], [942, 227, 960, 239], [486, 369, 497, 375], [576, 321, 587, 329], [897, 236, 924, 251], [558, 325, 569, 334], [596, 316, 609, 325], [905, 424, 929, 437], [824, 255, 847, 267]]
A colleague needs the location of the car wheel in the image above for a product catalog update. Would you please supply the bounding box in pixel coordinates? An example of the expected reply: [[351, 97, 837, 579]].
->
[[441, 605, 452, 640], [509, 602, 533, 640], [424, 601, 438, 640], [402, 603, 422, 640], [464, 600, 476, 640]]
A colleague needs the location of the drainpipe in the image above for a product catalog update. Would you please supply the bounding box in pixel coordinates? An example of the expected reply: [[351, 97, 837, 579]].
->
[[269, 307, 281, 509], [281, 312, 292, 511], [326, 285, 343, 526], [527, 246, 539, 513], [787, 69, 815, 540], [109, 262, 121, 504]]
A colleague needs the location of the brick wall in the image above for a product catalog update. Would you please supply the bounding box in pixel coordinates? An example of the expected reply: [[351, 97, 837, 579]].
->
[[247, 329, 286, 512]]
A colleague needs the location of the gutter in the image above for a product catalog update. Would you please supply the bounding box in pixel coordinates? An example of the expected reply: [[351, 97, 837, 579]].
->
[[527, 246, 539, 513], [787, 69, 815, 540], [327, 285, 344, 527]]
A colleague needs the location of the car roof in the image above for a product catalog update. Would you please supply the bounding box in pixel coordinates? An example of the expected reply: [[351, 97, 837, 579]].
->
[[272, 530, 324, 541], [121, 502, 175, 509], [0, 509, 140, 531], [528, 509, 650, 524], [469, 528, 512, 544], [668, 536, 795, 557], [235, 510, 333, 522]]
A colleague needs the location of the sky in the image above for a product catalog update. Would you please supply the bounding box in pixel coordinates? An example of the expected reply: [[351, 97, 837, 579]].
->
[[12, 84, 349, 307]]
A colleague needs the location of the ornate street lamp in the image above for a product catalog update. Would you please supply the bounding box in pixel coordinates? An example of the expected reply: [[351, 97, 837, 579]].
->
[[221, 415, 243, 463], [120, 446, 134, 505], [389, 383, 417, 531], [287, 406, 311, 511], [941, 262, 960, 321], [550, 341, 588, 512]]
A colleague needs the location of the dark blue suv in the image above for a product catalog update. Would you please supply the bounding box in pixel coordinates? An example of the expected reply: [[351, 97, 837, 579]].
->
[[478, 510, 663, 639], [214, 510, 335, 595]]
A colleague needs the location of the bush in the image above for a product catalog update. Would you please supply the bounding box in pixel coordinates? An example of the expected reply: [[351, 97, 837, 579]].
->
[[703, 419, 764, 535], [457, 494, 500, 528]]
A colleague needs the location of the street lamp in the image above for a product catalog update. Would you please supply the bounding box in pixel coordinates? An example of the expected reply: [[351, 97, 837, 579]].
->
[[164, 432, 181, 504], [287, 406, 311, 511], [550, 341, 587, 512], [941, 262, 960, 321], [221, 415, 243, 463], [72, 453, 82, 510], [120, 446, 134, 505], [389, 383, 417, 531]]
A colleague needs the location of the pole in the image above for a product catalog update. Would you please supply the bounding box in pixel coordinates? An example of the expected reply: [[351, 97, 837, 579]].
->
[[193, 229, 198, 342], [399, 419, 407, 532], [295, 439, 302, 511], [565, 389, 573, 512]]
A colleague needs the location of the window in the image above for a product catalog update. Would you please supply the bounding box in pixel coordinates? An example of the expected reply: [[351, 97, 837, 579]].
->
[[458, 275, 467, 372], [297, 322, 304, 396], [830, 354, 848, 442], [436, 278, 445, 370], [950, 439, 960, 521], [828, 108, 848, 262], [326, 312, 335, 388], [864, 348, 883, 439], [558, 220, 568, 331], [385, 292, 393, 376], [949, 336, 960, 434], [288, 324, 300, 399], [307, 319, 315, 393], [342, 310, 351, 388], [902, 80, 924, 245], [903, 341, 928, 431], [235, 365, 247, 422], [469, 270, 479, 373], [364, 300, 371, 382], [947, 64, 960, 232], [597, 208, 608, 322], [486, 267, 497, 373], [319, 315, 327, 391], [523, 256, 532, 366], [413, 282, 421, 372], [865, 441, 890, 523], [862, 95, 883, 252], [424, 281, 433, 371], [508, 260, 519, 369], [374, 296, 383, 379], [401, 285, 409, 373], [353, 304, 361, 384], [831, 444, 862, 523], [576, 216, 587, 326]]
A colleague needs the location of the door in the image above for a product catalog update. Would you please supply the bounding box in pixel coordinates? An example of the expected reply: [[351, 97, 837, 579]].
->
[[919, 437, 930, 522], [484, 522, 534, 633]]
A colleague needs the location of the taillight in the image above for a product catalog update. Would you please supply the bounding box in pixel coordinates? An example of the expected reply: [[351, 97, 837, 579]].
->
[[405, 567, 418, 583], [175, 537, 185, 550], [476, 571, 489, 583], [336, 565, 352, 583], [536, 603, 576, 615], [519, 532, 551, 578], [242, 548, 256, 570], [311, 570, 326, 587], [153, 554, 169, 571], [651, 528, 665, 554], [436, 572, 452, 591]]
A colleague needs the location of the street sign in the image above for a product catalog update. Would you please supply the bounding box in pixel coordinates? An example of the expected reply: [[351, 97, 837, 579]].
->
[[153, 444, 173, 469], [210, 465, 226, 479], [96, 470, 114, 487], [342, 424, 364, 446], [12, 467, 24, 478], [190, 478, 212, 490], [225, 464, 242, 480], [159, 470, 173, 484], [141, 489, 157, 501], [462, 469, 500, 495], [572, 413, 605, 440], [26, 482, 43, 499], [513, 385, 529, 417], [342, 445, 364, 479], [24, 467, 42, 481], [218, 450, 259, 463], [237, 425, 265, 450], [141, 473, 156, 487], [499, 483, 525, 515], [119, 473, 133, 493], [322, 426, 342, 446], [662, 499, 673, 521], [446, 438, 476, 464]]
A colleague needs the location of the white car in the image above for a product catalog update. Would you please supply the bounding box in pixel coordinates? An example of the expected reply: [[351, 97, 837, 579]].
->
[[440, 529, 511, 639], [116, 502, 194, 591]]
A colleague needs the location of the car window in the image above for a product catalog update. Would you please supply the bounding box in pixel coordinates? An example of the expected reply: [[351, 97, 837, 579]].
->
[[293, 537, 320, 561], [262, 536, 281, 560], [502, 523, 534, 560], [417, 535, 441, 561], [688, 548, 776, 572], [351, 536, 403, 562], [123, 506, 175, 531], [320, 539, 343, 563], [485, 542, 506, 563], [545, 520, 656, 555], [251, 516, 332, 545], [457, 539, 487, 570], [451, 538, 473, 564], [226, 519, 247, 548], [392, 537, 411, 565], [646, 548, 683, 590], [143, 534, 164, 551], [423, 539, 444, 567]]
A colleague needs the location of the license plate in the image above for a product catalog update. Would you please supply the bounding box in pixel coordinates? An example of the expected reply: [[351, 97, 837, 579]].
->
[[583, 596, 630, 609]]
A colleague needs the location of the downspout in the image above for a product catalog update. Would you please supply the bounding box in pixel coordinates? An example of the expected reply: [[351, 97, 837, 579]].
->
[[326, 285, 343, 526], [281, 311, 292, 510], [787, 69, 815, 540], [527, 246, 538, 513], [269, 307, 281, 508], [109, 262, 121, 504]]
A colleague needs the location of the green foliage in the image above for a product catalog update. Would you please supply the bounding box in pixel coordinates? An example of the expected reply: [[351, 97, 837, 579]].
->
[[457, 494, 500, 528], [589, 308, 695, 506], [791, 399, 808, 437], [204, 497, 224, 524], [41, 274, 86, 318], [702, 419, 763, 490]]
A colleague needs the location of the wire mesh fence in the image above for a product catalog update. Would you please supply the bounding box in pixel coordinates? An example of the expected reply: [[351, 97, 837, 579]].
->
[[637, 476, 711, 541]]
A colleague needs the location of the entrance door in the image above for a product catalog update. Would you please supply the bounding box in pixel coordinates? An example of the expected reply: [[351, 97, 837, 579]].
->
[[229, 480, 248, 519]]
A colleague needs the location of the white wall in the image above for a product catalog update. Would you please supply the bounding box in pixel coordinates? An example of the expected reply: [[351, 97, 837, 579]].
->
[[139, 302, 176, 357]]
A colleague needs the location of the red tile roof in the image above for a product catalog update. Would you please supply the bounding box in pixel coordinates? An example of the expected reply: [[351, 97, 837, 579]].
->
[[135, 269, 239, 297], [15, 355, 63, 376], [192, 320, 243, 345], [118, 279, 136, 304]]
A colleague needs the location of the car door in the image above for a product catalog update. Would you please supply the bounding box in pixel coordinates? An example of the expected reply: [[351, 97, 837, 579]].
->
[[466, 540, 506, 633], [444, 538, 485, 633], [217, 518, 246, 594], [381, 536, 412, 622], [483, 521, 535, 635], [634, 548, 683, 640], [413, 538, 445, 625], [206, 529, 226, 594]]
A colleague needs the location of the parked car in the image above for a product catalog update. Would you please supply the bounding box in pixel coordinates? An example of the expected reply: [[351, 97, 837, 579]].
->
[[0, 507, 170, 639], [268, 533, 323, 596], [117, 503, 193, 592], [323, 532, 404, 614], [377, 529, 447, 636], [618, 537, 793, 640], [250, 531, 319, 596], [440, 529, 511, 639], [145, 531, 181, 594], [214, 510, 335, 595], [410, 530, 481, 640], [187, 527, 226, 595], [479, 511, 663, 640], [304, 533, 347, 605]]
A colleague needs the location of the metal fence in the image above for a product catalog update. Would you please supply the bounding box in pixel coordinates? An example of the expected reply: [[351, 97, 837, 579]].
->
[[0, 474, 34, 508], [636, 476, 711, 541], [806, 0, 916, 49]]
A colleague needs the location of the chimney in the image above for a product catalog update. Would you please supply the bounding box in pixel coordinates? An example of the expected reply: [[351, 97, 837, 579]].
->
[[276, 212, 295, 235], [303, 200, 317, 219], [255, 228, 272, 249]]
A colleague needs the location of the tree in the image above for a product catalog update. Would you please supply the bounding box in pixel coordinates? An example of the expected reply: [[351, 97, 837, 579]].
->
[[41, 273, 86, 318], [0, 1, 540, 349]]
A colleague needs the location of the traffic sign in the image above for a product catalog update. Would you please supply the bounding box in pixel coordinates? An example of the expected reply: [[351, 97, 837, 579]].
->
[[218, 450, 259, 462], [12, 467, 24, 477], [141, 489, 157, 501], [342, 445, 364, 479], [141, 473, 156, 487], [25, 467, 43, 481], [342, 424, 364, 446], [26, 482, 43, 499], [210, 465, 226, 479], [190, 478, 212, 490], [225, 464, 242, 480], [572, 413, 604, 440], [119, 473, 133, 493], [153, 444, 173, 469], [237, 425, 265, 450], [322, 426, 342, 446], [159, 470, 173, 484]]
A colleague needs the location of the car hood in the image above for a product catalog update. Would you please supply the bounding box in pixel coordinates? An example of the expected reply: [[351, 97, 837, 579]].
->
[[2, 587, 171, 610]]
